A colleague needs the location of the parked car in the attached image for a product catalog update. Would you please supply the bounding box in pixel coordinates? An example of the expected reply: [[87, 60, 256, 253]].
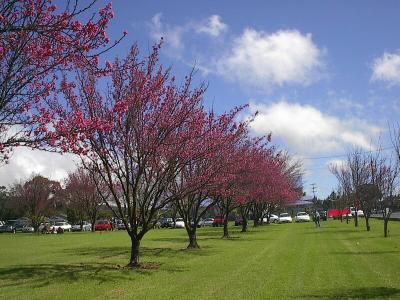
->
[[319, 210, 328, 221], [295, 212, 311, 222], [262, 214, 279, 224], [52, 222, 72, 232], [71, 221, 92, 232], [356, 210, 364, 217], [160, 218, 173, 228], [235, 217, 244, 226], [212, 215, 224, 227], [116, 220, 126, 230], [0, 220, 18, 233], [95, 220, 113, 231], [202, 218, 214, 226], [174, 218, 185, 228], [278, 213, 292, 224], [21, 225, 34, 233], [270, 214, 279, 223]]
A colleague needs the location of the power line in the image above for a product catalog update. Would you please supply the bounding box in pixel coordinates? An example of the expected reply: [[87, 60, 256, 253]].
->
[[302, 146, 394, 160]]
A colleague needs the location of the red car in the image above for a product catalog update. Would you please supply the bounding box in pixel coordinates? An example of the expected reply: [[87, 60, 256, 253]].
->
[[212, 214, 225, 227], [94, 220, 113, 231]]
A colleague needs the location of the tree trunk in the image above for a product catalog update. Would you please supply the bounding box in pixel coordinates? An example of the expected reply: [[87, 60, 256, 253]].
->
[[365, 215, 370, 231], [241, 219, 248, 232], [187, 227, 200, 249], [354, 212, 358, 227], [91, 216, 96, 232], [384, 218, 389, 238], [222, 216, 229, 238], [253, 218, 258, 227], [128, 236, 140, 268]]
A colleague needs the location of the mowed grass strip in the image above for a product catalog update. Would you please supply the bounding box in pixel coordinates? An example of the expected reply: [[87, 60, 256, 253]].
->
[[0, 219, 400, 299]]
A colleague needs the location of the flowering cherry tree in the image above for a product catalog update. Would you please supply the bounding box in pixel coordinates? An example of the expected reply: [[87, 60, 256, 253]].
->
[[64, 166, 103, 232], [0, 0, 123, 159], [171, 108, 248, 248], [57, 43, 209, 267], [11, 175, 61, 232]]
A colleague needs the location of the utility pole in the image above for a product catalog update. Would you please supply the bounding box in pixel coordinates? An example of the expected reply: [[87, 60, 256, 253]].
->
[[311, 183, 317, 200]]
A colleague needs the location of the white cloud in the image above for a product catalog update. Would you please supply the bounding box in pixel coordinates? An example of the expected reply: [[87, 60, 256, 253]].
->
[[148, 13, 228, 56], [247, 101, 380, 154], [196, 15, 228, 37], [217, 29, 325, 90], [0, 148, 78, 187], [149, 13, 186, 53], [371, 51, 400, 85]]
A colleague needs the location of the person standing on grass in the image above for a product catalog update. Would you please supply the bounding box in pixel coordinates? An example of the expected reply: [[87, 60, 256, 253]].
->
[[315, 210, 321, 228]]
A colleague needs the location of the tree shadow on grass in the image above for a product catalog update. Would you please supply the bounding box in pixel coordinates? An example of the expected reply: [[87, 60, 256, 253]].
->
[[0, 262, 132, 289], [63, 245, 217, 260], [0, 259, 188, 289], [296, 287, 400, 299]]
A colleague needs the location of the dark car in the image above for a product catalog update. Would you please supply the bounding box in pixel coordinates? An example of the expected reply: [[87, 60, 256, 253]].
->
[[160, 218, 173, 228], [0, 220, 19, 233], [234, 218, 244, 226], [319, 211, 327, 221], [116, 220, 126, 230]]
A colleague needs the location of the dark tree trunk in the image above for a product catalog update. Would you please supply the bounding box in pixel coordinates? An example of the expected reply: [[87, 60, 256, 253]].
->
[[240, 206, 248, 232], [90, 216, 96, 232], [253, 218, 258, 227], [354, 212, 358, 227], [241, 219, 248, 232], [128, 235, 140, 268], [187, 227, 199, 249], [222, 215, 229, 238], [365, 215, 370, 231], [80, 220, 84, 231]]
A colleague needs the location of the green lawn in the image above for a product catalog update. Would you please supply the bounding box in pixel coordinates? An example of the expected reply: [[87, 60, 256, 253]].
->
[[0, 219, 400, 299]]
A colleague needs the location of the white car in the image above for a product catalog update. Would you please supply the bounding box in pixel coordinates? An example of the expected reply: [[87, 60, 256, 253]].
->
[[71, 221, 92, 231], [174, 218, 185, 228], [295, 212, 310, 222], [350, 208, 364, 217], [278, 213, 292, 224], [21, 225, 34, 232], [262, 214, 279, 223], [52, 221, 72, 232], [202, 218, 214, 226]]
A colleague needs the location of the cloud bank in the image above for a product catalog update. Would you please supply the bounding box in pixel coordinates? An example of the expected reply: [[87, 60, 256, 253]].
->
[[247, 101, 380, 155], [217, 29, 325, 90]]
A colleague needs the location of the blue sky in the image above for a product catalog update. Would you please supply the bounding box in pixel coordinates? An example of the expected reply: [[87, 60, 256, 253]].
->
[[2, 1, 400, 198]]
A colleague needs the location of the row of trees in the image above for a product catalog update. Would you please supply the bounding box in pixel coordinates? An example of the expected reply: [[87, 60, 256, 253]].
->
[[329, 133, 400, 237], [1, 170, 103, 233], [58, 45, 302, 267], [0, 1, 302, 268]]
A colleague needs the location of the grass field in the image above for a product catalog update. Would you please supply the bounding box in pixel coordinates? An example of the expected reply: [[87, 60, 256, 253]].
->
[[1, 219, 400, 299]]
